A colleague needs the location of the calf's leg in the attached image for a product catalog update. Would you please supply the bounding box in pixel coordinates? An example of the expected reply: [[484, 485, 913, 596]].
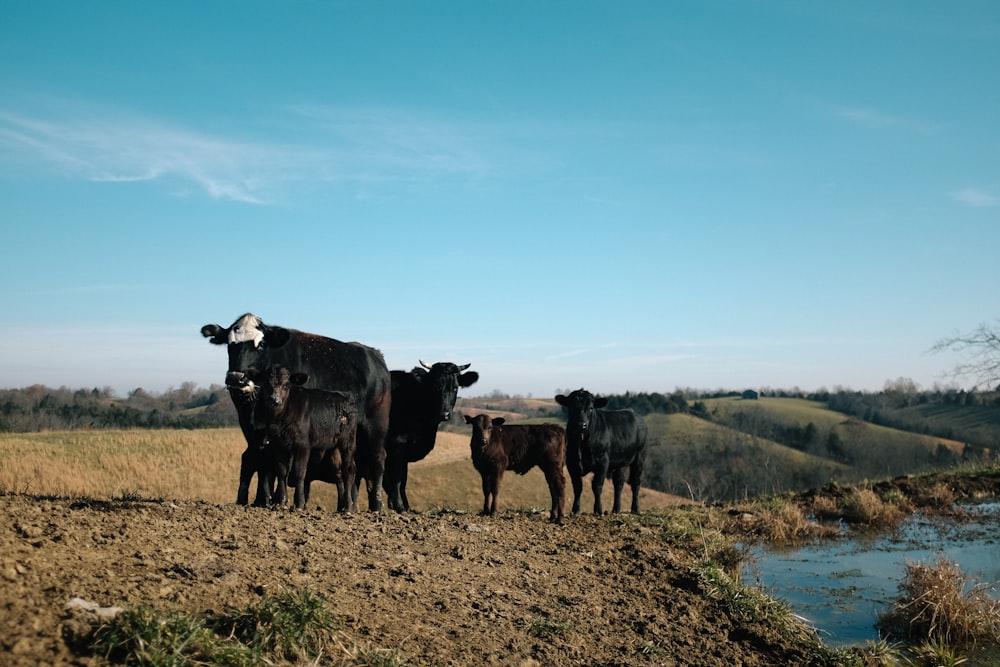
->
[[543, 464, 566, 523], [489, 471, 504, 516], [480, 474, 492, 515]]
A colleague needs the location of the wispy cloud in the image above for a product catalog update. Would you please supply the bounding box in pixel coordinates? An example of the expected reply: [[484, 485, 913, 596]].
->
[[0, 97, 500, 204], [836, 106, 935, 133], [290, 105, 493, 180], [952, 187, 999, 208], [0, 107, 294, 204]]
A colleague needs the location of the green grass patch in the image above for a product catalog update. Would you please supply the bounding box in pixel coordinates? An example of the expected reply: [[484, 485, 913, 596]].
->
[[88, 588, 406, 667]]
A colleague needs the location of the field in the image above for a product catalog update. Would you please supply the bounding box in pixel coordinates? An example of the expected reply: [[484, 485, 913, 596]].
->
[[701, 397, 968, 456], [0, 429, 686, 513], [0, 427, 845, 666], [2, 428, 998, 666]]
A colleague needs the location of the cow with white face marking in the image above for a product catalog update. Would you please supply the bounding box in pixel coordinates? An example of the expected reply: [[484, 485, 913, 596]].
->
[[201, 313, 391, 512], [555, 388, 647, 515], [246, 365, 357, 511]]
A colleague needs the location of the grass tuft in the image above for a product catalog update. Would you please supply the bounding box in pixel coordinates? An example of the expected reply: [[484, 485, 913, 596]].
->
[[91, 604, 252, 667], [88, 588, 407, 667], [213, 588, 338, 661], [877, 558, 1000, 649], [521, 615, 573, 637]]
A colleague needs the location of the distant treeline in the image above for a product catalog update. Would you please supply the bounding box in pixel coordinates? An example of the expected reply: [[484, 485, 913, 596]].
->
[[5, 381, 1000, 451], [0, 383, 240, 432]]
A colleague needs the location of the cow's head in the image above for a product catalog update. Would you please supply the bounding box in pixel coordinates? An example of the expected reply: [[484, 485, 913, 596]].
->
[[464, 414, 503, 449], [555, 389, 608, 442], [202, 313, 294, 395], [412, 361, 479, 422]]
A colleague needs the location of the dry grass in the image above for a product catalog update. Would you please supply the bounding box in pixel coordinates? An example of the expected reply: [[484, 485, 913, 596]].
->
[[714, 498, 838, 544], [0, 429, 689, 514], [877, 558, 1000, 648], [0, 429, 244, 503], [915, 481, 957, 510], [809, 486, 910, 529]]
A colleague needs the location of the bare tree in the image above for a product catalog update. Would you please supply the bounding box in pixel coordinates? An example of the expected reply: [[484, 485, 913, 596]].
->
[[931, 320, 1000, 390]]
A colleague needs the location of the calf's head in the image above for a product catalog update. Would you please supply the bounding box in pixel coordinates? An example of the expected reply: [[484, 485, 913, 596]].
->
[[245, 365, 309, 419], [555, 389, 608, 442], [464, 414, 504, 449]]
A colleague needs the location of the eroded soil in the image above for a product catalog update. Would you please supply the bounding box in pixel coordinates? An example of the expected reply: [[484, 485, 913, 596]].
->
[[2, 468, 997, 666], [2, 495, 829, 667]]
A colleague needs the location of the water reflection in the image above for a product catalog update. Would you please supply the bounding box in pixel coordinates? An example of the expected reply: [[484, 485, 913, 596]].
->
[[743, 502, 1000, 647]]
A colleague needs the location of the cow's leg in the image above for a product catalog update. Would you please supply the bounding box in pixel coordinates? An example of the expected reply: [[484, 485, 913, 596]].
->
[[237, 446, 256, 506], [568, 469, 583, 515], [233, 399, 259, 506], [399, 464, 411, 512], [610, 465, 627, 513], [350, 448, 363, 513], [358, 425, 387, 512], [364, 445, 386, 513], [382, 444, 406, 513], [628, 458, 642, 514], [591, 459, 609, 515]]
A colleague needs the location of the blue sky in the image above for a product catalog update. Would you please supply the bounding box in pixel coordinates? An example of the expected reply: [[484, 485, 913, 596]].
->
[[2, 1, 997, 398]]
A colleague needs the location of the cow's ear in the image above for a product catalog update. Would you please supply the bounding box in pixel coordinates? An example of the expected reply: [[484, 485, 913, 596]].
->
[[290, 372, 309, 386], [492, 417, 505, 426], [594, 397, 608, 408], [555, 394, 568, 406], [201, 324, 229, 345], [463, 414, 474, 424], [458, 371, 479, 388], [264, 326, 292, 349]]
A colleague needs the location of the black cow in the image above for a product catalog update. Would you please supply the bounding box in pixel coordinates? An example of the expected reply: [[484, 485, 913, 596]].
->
[[247, 365, 357, 511], [201, 313, 391, 511], [463, 414, 567, 523], [554, 388, 647, 515], [384, 361, 478, 512]]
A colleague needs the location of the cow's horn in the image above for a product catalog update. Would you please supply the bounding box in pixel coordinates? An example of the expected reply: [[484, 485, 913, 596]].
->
[[420, 360, 432, 370]]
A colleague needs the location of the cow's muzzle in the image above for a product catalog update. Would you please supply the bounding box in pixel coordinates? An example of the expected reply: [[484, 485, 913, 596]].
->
[[225, 371, 257, 396]]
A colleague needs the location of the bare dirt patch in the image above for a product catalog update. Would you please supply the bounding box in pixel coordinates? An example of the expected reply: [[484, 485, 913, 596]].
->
[[0, 494, 836, 666]]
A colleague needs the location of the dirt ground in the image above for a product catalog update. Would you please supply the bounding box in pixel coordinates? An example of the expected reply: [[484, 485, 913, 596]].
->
[[2, 468, 997, 667], [1, 496, 830, 667]]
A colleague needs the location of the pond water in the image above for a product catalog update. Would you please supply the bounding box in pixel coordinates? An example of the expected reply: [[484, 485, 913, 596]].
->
[[743, 502, 1000, 647]]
